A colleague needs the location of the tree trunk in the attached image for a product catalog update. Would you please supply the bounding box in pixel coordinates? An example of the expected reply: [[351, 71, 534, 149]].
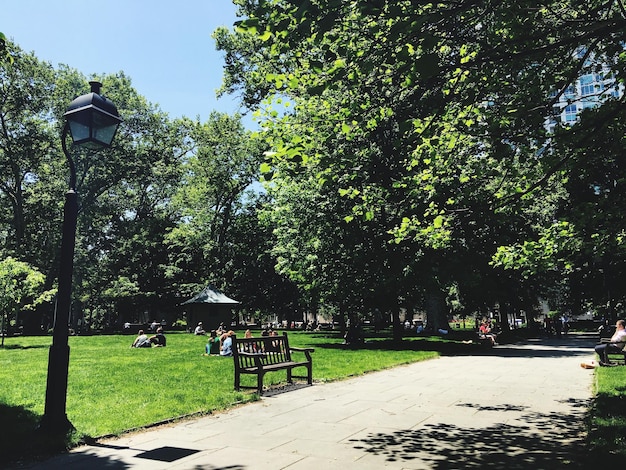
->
[[391, 303, 402, 342], [425, 287, 450, 333], [499, 302, 511, 332], [338, 302, 347, 336]]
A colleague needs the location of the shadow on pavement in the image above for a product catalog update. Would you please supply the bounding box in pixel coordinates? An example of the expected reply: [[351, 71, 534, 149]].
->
[[7, 451, 132, 469], [349, 398, 591, 469], [316, 333, 598, 360]]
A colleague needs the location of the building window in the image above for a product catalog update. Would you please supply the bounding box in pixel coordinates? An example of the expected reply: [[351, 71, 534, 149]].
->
[[564, 104, 578, 122], [579, 74, 597, 96], [582, 99, 596, 110]]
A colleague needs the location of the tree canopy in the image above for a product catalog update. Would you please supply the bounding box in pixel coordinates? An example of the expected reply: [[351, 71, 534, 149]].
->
[[213, 0, 626, 328], [0, 257, 53, 345], [0, 40, 295, 333]]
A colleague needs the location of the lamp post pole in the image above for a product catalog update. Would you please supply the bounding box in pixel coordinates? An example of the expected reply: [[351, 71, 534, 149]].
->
[[40, 81, 121, 434], [40, 125, 77, 433]]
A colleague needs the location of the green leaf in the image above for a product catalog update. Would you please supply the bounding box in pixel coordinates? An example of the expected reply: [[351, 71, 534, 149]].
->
[[310, 60, 324, 72], [234, 19, 260, 34]]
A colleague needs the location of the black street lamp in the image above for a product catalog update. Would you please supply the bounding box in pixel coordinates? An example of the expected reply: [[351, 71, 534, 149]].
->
[[40, 81, 122, 433]]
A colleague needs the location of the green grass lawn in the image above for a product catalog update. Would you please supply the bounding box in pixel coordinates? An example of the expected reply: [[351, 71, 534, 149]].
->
[[587, 365, 626, 463], [0, 329, 438, 464]]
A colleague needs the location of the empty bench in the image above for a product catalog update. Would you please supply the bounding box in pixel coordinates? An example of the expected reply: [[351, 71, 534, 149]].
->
[[232, 333, 314, 395]]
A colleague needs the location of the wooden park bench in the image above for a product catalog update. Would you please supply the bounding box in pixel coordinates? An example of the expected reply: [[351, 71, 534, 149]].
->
[[603, 339, 626, 365], [232, 333, 314, 395]]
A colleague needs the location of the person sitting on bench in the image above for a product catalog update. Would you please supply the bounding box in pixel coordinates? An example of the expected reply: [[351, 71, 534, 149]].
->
[[478, 321, 498, 346], [595, 319, 626, 366]]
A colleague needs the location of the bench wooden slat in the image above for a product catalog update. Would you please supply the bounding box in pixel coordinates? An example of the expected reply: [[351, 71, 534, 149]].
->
[[232, 333, 314, 395], [606, 343, 626, 365]]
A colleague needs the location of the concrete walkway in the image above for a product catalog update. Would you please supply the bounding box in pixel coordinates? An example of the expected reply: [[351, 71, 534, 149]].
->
[[21, 334, 597, 469]]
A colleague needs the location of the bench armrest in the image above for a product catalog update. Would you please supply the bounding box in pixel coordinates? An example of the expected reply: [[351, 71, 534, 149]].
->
[[290, 347, 314, 362]]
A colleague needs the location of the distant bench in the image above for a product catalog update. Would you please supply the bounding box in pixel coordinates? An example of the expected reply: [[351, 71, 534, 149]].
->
[[232, 333, 314, 395]]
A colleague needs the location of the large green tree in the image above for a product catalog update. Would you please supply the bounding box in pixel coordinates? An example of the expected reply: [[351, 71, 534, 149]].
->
[[0, 42, 57, 263], [0, 44, 192, 331], [223, 194, 302, 325], [0, 257, 53, 345], [165, 113, 266, 297], [64, 72, 188, 329], [0, 39, 283, 332], [215, 0, 626, 328]]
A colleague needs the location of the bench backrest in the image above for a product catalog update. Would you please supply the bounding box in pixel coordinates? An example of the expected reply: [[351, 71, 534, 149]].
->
[[233, 333, 292, 367]]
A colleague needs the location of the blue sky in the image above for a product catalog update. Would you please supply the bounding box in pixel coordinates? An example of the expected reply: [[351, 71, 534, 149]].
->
[[2, 0, 244, 121]]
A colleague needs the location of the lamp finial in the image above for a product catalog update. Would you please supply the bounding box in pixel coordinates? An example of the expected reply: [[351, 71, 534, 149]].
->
[[89, 81, 102, 94]]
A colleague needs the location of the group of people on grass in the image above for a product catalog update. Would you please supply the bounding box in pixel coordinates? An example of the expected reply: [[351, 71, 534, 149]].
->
[[130, 327, 167, 348], [130, 316, 626, 369], [202, 325, 282, 356], [130, 320, 237, 354], [200, 322, 238, 357]]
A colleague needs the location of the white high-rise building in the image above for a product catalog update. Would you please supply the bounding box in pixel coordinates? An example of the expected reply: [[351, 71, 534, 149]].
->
[[545, 51, 623, 132]]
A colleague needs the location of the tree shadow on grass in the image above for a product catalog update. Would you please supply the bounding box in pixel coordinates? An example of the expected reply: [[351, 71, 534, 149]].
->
[[0, 344, 48, 350], [349, 399, 603, 469], [313, 337, 500, 356], [586, 391, 626, 464], [0, 403, 126, 468], [0, 403, 65, 466]]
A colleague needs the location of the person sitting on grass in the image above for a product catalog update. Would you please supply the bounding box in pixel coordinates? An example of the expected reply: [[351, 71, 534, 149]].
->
[[595, 319, 626, 366], [149, 327, 166, 347], [194, 322, 206, 335], [242, 329, 258, 352], [220, 330, 235, 356], [131, 330, 151, 348], [344, 314, 364, 346], [204, 330, 221, 356]]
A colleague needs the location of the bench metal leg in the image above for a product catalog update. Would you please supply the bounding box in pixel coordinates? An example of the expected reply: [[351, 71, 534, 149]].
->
[[257, 372, 264, 395]]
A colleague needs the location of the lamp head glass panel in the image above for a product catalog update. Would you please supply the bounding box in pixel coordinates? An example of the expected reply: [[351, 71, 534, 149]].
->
[[64, 82, 122, 149]]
